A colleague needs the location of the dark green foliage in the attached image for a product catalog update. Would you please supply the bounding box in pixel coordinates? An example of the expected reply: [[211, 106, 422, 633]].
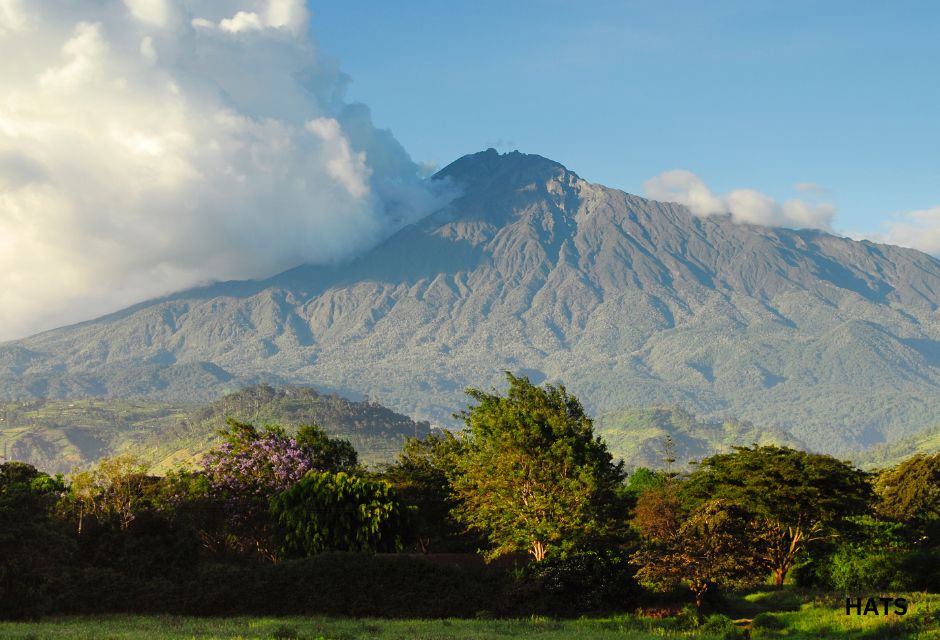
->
[[34, 556, 517, 618], [451, 373, 628, 561], [295, 423, 359, 472], [271, 471, 407, 556], [381, 431, 477, 552], [0, 462, 70, 618], [682, 445, 872, 586], [798, 516, 940, 592], [625, 467, 667, 496], [875, 453, 940, 544], [700, 613, 744, 639], [518, 550, 639, 614]]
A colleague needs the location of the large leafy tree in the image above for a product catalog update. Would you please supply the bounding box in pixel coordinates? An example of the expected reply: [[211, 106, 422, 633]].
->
[[91, 454, 154, 531], [198, 418, 364, 560], [200, 419, 316, 560], [632, 488, 764, 611], [271, 471, 406, 556], [874, 453, 940, 544], [683, 445, 871, 586], [450, 372, 627, 561]]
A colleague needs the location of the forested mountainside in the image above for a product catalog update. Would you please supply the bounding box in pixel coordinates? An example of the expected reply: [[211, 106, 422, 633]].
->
[[6, 150, 940, 455], [0, 385, 430, 473]]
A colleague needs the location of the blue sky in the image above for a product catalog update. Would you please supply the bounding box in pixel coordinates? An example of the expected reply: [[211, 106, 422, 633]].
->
[[312, 0, 939, 237]]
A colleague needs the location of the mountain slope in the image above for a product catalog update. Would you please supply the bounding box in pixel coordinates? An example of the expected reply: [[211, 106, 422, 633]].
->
[[854, 422, 940, 469], [595, 406, 806, 471], [4, 149, 940, 455]]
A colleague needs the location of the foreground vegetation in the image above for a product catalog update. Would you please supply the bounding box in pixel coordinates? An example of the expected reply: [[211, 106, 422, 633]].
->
[[2, 373, 937, 627], [2, 592, 938, 640]]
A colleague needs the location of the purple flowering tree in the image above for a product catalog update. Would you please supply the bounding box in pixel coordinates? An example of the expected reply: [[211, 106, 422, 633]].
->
[[201, 419, 315, 561]]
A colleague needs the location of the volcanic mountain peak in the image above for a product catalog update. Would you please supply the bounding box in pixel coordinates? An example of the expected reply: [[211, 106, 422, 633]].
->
[[4, 149, 940, 459]]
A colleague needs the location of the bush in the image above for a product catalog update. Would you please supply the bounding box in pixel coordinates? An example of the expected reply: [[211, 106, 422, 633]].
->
[[828, 547, 907, 591], [518, 550, 639, 614]]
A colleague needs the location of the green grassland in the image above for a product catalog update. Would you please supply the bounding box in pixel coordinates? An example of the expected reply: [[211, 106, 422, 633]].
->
[[2, 593, 937, 640]]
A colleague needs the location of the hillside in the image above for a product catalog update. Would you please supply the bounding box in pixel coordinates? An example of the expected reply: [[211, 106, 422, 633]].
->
[[5, 149, 940, 456], [595, 406, 806, 471], [854, 422, 940, 469], [0, 385, 431, 474]]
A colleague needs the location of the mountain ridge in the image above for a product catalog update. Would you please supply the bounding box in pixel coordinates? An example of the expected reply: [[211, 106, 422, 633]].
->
[[4, 149, 940, 456]]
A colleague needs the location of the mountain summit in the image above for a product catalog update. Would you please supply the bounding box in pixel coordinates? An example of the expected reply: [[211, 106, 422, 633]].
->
[[4, 149, 940, 455]]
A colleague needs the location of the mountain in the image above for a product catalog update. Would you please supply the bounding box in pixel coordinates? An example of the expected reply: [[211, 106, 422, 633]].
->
[[0, 385, 431, 474], [4, 148, 940, 456]]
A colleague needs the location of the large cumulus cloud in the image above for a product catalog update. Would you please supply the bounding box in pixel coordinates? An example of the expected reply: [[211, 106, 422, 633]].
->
[[0, 0, 451, 341]]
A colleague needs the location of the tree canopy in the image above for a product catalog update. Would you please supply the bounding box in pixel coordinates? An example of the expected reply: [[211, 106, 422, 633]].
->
[[682, 445, 871, 586], [271, 471, 406, 556], [450, 372, 627, 561], [875, 453, 940, 543]]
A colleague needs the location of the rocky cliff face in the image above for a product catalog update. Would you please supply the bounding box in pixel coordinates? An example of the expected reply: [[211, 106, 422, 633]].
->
[[5, 148, 940, 455]]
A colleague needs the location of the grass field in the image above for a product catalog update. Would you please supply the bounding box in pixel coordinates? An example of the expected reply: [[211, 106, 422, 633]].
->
[[1, 593, 937, 640]]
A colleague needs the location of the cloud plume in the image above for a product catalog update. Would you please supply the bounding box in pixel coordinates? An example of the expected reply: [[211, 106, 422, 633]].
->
[[857, 205, 940, 256], [644, 170, 836, 231], [0, 0, 451, 341]]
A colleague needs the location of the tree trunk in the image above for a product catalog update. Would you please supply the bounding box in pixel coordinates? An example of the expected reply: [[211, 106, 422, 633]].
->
[[531, 541, 546, 561], [774, 568, 786, 587]]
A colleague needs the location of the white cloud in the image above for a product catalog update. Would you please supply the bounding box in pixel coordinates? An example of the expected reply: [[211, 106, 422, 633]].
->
[[0, 0, 452, 342], [857, 205, 940, 255], [644, 170, 836, 230], [123, 0, 172, 27], [0, 0, 31, 35], [219, 11, 263, 33]]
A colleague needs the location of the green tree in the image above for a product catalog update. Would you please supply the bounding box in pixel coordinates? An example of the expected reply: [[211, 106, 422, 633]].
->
[[683, 445, 871, 586], [87, 454, 154, 531], [632, 493, 764, 611], [625, 467, 667, 497], [295, 423, 359, 473], [450, 372, 626, 561], [271, 471, 406, 556], [874, 453, 940, 544]]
